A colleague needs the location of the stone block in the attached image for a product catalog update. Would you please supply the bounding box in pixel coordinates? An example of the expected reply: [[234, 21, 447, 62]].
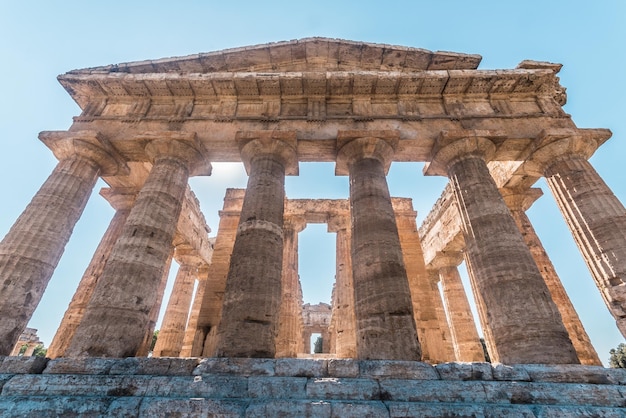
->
[[248, 376, 307, 399], [0, 356, 48, 374], [533, 405, 626, 417], [143, 375, 248, 398], [386, 402, 536, 417], [327, 359, 360, 378], [139, 397, 247, 417], [306, 377, 380, 400], [330, 401, 390, 417], [359, 360, 439, 379], [435, 362, 493, 380], [1, 374, 151, 397], [245, 399, 332, 417], [193, 357, 275, 376], [0, 396, 142, 417], [0, 374, 14, 391], [275, 358, 328, 377], [379, 379, 488, 403], [606, 368, 626, 385], [522, 364, 613, 384], [43, 357, 114, 374], [491, 363, 531, 381], [109, 357, 199, 375]]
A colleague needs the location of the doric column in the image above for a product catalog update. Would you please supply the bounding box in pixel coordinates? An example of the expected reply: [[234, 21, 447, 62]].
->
[[336, 130, 420, 360], [276, 216, 307, 358], [47, 188, 135, 358], [215, 131, 298, 358], [0, 131, 127, 355], [425, 130, 578, 364], [152, 249, 204, 357], [182, 190, 242, 357], [525, 128, 626, 337], [393, 198, 453, 363], [327, 214, 356, 358], [502, 187, 601, 365], [431, 252, 485, 362], [65, 132, 209, 357]]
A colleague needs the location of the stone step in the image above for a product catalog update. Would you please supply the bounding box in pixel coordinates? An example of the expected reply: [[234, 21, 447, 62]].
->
[[0, 356, 625, 417]]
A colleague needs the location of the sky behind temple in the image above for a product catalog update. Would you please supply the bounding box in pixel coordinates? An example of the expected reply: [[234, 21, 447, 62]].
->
[[0, 1, 624, 364]]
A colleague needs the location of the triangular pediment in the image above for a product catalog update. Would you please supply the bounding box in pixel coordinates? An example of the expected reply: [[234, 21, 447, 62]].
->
[[67, 37, 481, 75]]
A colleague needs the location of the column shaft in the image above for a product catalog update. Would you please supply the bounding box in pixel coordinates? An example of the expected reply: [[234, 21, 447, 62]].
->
[[216, 155, 287, 358], [546, 156, 626, 336], [349, 156, 420, 360], [47, 206, 130, 358], [66, 156, 190, 357], [449, 156, 578, 363], [0, 156, 100, 355]]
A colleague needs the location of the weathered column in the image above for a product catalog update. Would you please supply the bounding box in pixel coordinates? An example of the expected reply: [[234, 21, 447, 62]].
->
[[153, 249, 203, 357], [393, 198, 453, 363], [431, 252, 485, 362], [276, 216, 307, 358], [215, 132, 298, 358], [182, 190, 242, 357], [336, 131, 420, 360], [501, 187, 601, 365], [425, 130, 578, 364], [525, 128, 626, 337], [0, 131, 126, 355], [65, 133, 209, 357], [327, 214, 356, 358], [47, 188, 135, 358]]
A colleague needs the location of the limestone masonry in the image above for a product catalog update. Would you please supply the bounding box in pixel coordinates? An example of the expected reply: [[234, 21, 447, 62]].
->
[[0, 38, 624, 415]]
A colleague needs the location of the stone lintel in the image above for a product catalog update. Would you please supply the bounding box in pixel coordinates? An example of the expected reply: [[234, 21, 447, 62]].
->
[[423, 130, 505, 176], [236, 130, 298, 175], [428, 251, 464, 270], [391, 197, 417, 218], [516, 60, 563, 73], [283, 214, 307, 233], [327, 214, 350, 233], [136, 131, 212, 176], [39, 130, 129, 176], [500, 187, 543, 212], [523, 128, 613, 177], [335, 130, 400, 176]]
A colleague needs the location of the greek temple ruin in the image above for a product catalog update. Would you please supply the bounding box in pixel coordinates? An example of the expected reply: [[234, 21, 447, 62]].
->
[[1, 38, 626, 415]]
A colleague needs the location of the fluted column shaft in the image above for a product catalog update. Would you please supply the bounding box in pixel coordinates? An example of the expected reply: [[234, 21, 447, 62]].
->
[[438, 263, 485, 362], [47, 192, 133, 358], [66, 138, 203, 357], [276, 218, 306, 358], [216, 136, 296, 358], [0, 131, 123, 355], [337, 135, 420, 360], [153, 254, 201, 357], [504, 189, 601, 365]]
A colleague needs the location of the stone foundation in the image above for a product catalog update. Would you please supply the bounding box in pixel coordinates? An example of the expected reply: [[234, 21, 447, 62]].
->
[[0, 357, 624, 417]]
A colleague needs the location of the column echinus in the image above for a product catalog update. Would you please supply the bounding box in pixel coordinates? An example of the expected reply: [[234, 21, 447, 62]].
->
[[215, 131, 298, 358], [425, 130, 579, 364], [47, 188, 136, 359], [0, 131, 127, 356], [336, 130, 421, 360], [65, 132, 210, 358], [524, 128, 626, 337]]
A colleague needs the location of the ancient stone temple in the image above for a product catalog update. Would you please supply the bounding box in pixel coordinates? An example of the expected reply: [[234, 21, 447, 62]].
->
[[1, 38, 625, 416]]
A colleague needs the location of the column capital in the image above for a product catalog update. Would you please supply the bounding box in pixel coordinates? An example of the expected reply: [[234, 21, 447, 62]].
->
[[500, 187, 543, 212], [283, 215, 307, 233], [99, 187, 137, 211], [236, 130, 298, 175], [428, 251, 464, 270], [327, 214, 350, 233], [391, 197, 417, 218], [424, 130, 504, 176], [138, 131, 211, 176], [523, 128, 612, 176], [39, 130, 129, 176], [173, 246, 205, 267], [335, 130, 399, 176]]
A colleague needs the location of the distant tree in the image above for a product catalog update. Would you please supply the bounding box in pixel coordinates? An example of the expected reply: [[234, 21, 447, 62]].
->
[[609, 343, 626, 368], [313, 336, 323, 354], [151, 330, 159, 352], [18, 344, 28, 356], [32, 344, 47, 357], [480, 338, 491, 363]]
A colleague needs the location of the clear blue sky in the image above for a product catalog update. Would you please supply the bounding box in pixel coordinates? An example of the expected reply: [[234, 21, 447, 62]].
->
[[0, 1, 624, 364]]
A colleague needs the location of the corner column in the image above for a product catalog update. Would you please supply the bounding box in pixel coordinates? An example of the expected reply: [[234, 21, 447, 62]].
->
[[65, 133, 209, 357], [526, 128, 626, 337], [425, 130, 578, 364], [336, 131, 420, 360], [215, 132, 298, 358], [0, 131, 126, 355]]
